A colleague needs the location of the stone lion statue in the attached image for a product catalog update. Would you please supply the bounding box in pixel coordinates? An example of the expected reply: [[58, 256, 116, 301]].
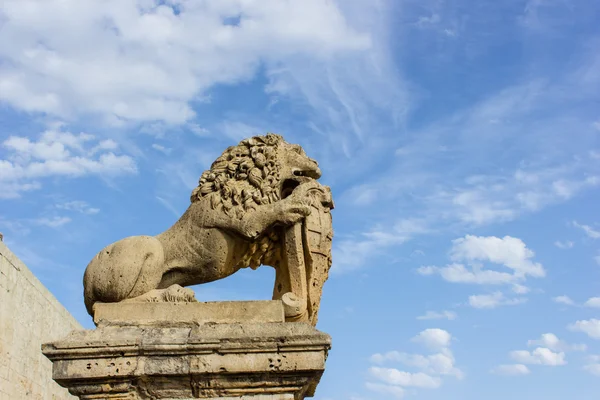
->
[[83, 133, 333, 325]]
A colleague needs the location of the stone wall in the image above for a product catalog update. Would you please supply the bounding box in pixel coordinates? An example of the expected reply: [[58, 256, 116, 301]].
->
[[0, 241, 81, 399]]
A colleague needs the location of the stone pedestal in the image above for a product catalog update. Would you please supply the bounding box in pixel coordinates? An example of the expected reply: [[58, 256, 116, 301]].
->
[[42, 301, 331, 400]]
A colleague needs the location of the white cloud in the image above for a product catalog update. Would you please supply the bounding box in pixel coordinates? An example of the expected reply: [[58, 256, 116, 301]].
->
[[418, 263, 517, 285], [218, 120, 264, 142], [511, 284, 530, 294], [509, 348, 566, 366], [326, 41, 600, 272], [411, 328, 452, 350], [56, 200, 99, 215], [554, 240, 574, 249], [188, 124, 210, 137], [0, 0, 369, 125], [491, 364, 531, 376], [596, 254, 600, 266], [343, 162, 600, 276], [584, 297, 600, 308], [0, 181, 42, 199], [527, 333, 586, 352], [451, 189, 515, 225], [492, 332, 584, 378], [468, 292, 526, 309], [584, 356, 600, 376], [568, 319, 600, 339], [151, 144, 172, 155], [90, 139, 118, 154], [438, 166, 600, 227], [587, 355, 600, 363], [0, 127, 136, 197], [418, 235, 544, 289], [365, 382, 405, 399], [370, 350, 463, 379], [368, 367, 441, 389], [583, 364, 600, 377], [32, 216, 71, 228], [573, 221, 600, 239], [417, 311, 457, 321], [553, 295, 575, 306], [332, 232, 406, 273], [368, 328, 463, 398], [450, 235, 545, 278], [333, 219, 429, 273]]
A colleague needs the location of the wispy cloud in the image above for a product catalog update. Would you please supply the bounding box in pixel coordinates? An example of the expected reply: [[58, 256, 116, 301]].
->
[[56, 200, 100, 215], [332, 219, 429, 273], [553, 295, 575, 306], [491, 364, 530, 376], [31, 216, 71, 228], [468, 292, 527, 309], [417, 310, 457, 320], [573, 221, 600, 239], [365, 382, 405, 399], [321, 31, 600, 272], [370, 349, 463, 379], [155, 196, 182, 218], [151, 144, 172, 155], [554, 240, 574, 249], [218, 120, 265, 142], [584, 355, 600, 377]]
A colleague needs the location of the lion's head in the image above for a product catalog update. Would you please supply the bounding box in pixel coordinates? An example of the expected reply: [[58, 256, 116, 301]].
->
[[190, 133, 321, 220]]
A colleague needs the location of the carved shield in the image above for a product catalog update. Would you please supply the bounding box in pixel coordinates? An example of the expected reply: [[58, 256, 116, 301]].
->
[[301, 185, 334, 326], [272, 182, 334, 325]]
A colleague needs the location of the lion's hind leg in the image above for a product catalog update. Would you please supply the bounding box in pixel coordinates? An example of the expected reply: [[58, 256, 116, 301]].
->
[[83, 235, 166, 315]]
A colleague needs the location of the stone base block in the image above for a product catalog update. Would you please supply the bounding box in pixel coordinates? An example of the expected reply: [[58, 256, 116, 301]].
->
[[42, 301, 331, 400], [93, 300, 285, 326]]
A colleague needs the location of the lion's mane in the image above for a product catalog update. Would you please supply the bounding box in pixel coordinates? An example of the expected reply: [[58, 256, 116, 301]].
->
[[191, 133, 284, 220], [190, 133, 285, 270]]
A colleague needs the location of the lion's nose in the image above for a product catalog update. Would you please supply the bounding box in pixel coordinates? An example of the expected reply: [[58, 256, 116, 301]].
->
[[300, 166, 321, 179], [309, 166, 322, 179], [292, 165, 321, 179]]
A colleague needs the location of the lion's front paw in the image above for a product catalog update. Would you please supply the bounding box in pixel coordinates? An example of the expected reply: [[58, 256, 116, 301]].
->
[[279, 203, 311, 225]]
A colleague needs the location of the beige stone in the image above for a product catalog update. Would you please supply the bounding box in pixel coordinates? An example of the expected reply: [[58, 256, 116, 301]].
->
[[45, 135, 335, 399], [42, 304, 331, 399], [93, 300, 285, 326], [0, 241, 80, 400], [83, 133, 334, 326]]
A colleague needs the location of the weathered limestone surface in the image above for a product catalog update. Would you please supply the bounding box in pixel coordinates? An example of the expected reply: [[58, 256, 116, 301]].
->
[[83, 134, 334, 326], [43, 134, 334, 399], [93, 300, 285, 326], [0, 241, 81, 400], [43, 302, 331, 400]]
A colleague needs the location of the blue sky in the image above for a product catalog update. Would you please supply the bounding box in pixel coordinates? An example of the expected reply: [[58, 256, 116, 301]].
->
[[1, 0, 600, 399]]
